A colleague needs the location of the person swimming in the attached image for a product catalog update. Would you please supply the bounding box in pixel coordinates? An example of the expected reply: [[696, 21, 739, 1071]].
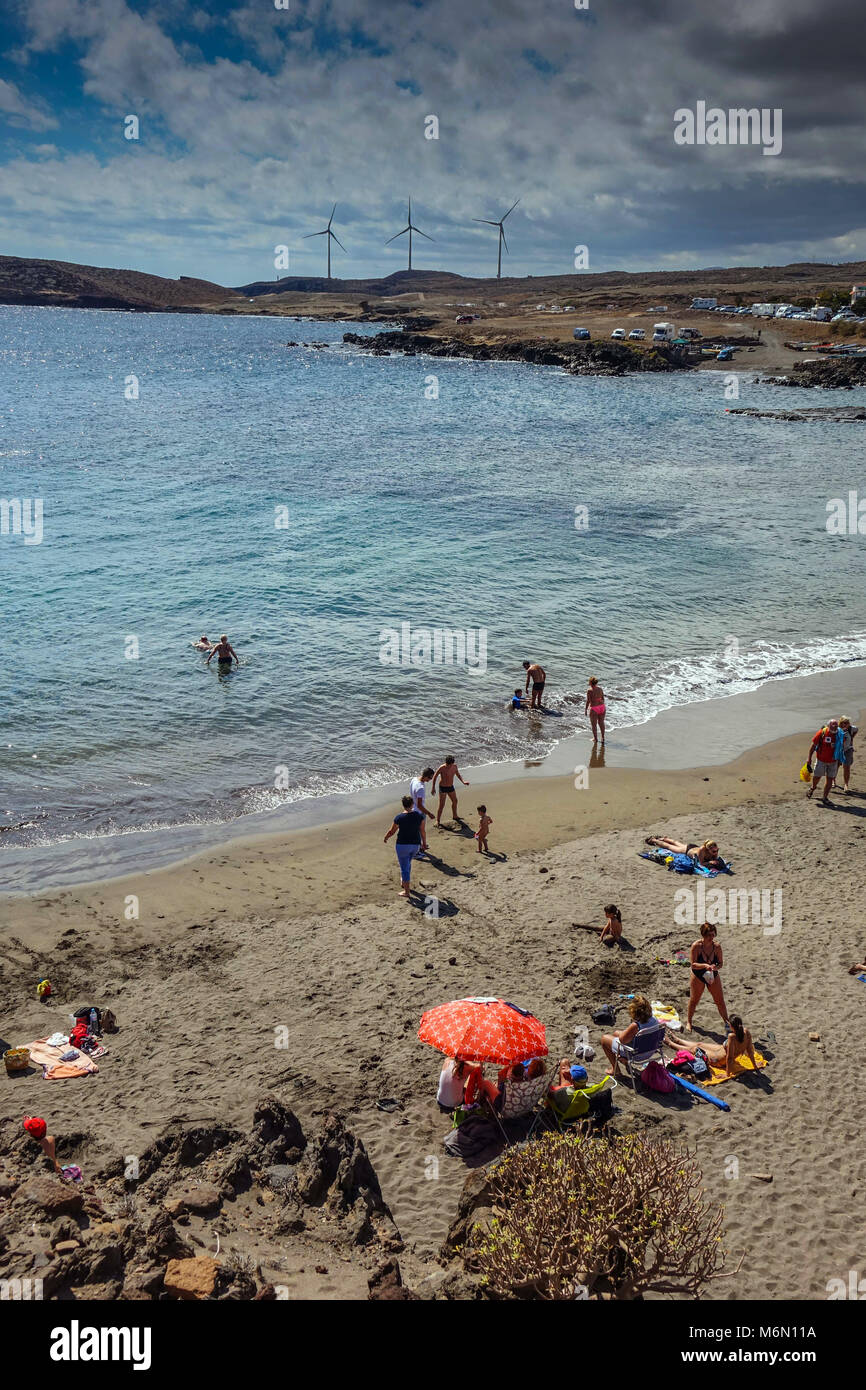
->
[[193, 635, 213, 652], [206, 634, 239, 668]]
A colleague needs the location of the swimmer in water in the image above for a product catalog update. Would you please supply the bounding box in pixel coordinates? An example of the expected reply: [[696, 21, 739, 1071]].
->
[[206, 634, 239, 668], [194, 635, 213, 652]]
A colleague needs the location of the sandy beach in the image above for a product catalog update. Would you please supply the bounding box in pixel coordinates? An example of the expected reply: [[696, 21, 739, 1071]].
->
[[2, 695, 864, 1300]]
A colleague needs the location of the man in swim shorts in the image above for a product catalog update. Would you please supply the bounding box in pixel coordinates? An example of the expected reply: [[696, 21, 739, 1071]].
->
[[523, 660, 546, 709], [206, 634, 239, 668], [432, 755, 470, 827]]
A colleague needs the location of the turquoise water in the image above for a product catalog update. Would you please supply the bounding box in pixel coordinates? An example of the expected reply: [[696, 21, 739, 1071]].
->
[[2, 305, 866, 880]]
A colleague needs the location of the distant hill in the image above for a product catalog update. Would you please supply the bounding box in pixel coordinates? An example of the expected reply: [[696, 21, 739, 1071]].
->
[[238, 262, 866, 302], [0, 256, 242, 311], [2, 253, 865, 317]]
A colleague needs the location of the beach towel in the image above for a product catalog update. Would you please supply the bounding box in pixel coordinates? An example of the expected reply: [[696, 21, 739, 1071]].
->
[[701, 1049, 768, 1086], [27, 1038, 99, 1080], [651, 1000, 682, 1031], [639, 849, 733, 878]]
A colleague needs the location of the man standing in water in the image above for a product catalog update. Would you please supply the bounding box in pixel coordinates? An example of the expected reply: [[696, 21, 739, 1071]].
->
[[206, 634, 239, 669], [523, 659, 546, 709]]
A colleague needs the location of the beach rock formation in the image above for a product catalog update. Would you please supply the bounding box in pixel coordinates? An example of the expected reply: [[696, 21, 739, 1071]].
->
[[0, 1099, 401, 1300], [763, 357, 866, 389], [342, 330, 690, 374]]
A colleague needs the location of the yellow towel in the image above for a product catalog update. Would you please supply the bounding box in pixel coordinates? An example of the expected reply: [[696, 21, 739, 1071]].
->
[[703, 1049, 768, 1086]]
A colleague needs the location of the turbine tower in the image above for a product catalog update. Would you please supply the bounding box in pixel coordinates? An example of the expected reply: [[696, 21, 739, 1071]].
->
[[302, 204, 346, 280], [385, 197, 433, 271], [473, 198, 520, 278]]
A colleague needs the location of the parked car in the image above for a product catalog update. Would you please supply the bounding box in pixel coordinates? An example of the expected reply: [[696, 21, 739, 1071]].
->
[[716, 347, 734, 361], [611, 328, 626, 340], [627, 328, 645, 340], [573, 327, 591, 340]]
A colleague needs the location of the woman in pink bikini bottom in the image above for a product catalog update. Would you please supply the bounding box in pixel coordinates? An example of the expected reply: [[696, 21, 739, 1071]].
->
[[585, 676, 606, 743]]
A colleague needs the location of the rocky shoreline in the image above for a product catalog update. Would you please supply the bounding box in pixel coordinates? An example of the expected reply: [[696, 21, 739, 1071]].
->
[[729, 406, 866, 422], [762, 356, 866, 389], [342, 329, 692, 375]]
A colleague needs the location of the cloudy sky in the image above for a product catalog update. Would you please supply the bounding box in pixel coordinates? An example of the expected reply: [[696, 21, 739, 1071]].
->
[[1, 0, 864, 285]]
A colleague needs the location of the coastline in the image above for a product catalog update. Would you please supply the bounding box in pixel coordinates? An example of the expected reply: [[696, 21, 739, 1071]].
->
[[3, 658, 862, 925], [3, 694, 865, 1300]]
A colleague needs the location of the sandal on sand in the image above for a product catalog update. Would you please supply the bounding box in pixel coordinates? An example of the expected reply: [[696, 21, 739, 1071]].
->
[[376, 1098, 403, 1113], [806, 788, 814, 799]]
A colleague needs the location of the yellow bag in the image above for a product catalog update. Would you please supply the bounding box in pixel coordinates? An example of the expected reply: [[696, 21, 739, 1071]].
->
[[799, 763, 811, 783], [4, 1047, 30, 1074]]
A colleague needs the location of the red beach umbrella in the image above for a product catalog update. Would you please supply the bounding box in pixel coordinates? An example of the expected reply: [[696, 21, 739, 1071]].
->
[[418, 996, 547, 1065]]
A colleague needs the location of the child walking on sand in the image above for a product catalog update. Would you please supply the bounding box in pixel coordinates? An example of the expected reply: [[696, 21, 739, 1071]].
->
[[475, 805, 492, 854]]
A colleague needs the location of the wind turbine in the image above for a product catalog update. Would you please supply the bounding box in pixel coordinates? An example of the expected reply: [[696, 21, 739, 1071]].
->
[[302, 204, 346, 280], [473, 198, 520, 278], [385, 197, 433, 271]]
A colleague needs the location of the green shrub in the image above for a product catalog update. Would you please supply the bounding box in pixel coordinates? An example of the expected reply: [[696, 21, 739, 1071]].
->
[[464, 1130, 726, 1300]]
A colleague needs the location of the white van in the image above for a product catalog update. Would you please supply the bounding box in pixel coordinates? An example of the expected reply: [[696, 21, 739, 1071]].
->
[[652, 322, 675, 342]]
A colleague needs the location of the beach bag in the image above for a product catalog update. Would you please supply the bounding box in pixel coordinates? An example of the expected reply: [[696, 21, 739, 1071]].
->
[[592, 1005, 616, 1026], [73, 1007, 102, 1033], [799, 762, 811, 783], [640, 1060, 675, 1093], [4, 1047, 30, 1075], [101, 1010, 118, 1034], [586, 1086, 614, 1120]]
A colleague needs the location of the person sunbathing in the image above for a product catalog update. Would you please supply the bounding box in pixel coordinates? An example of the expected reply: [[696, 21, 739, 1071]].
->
[[668, 1015, 757, 1076], [646, 836, 724, 869], [848, 958, 866, 975], [548, 1058, 586, 1104]]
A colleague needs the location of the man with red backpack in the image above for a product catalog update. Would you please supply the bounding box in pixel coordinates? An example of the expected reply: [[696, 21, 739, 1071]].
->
[[806, 719, 842, 803]]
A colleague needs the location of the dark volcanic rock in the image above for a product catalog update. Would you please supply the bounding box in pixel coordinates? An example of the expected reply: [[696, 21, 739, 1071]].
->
[[342, 329, 690, 375], [368, 1258, 418, 1301], [764, 356, 866, 389]]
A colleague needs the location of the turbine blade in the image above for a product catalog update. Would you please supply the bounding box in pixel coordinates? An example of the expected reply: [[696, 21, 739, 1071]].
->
[[502, 198, 521, 220], [328, 203, 337, 226], [413, 227, 434, 241], [385, 228, 409, 244], [303, 230, 326, 238], [500, 227, 509, 254], [473, 218, 500, 226], [330, 232, 348, 253]]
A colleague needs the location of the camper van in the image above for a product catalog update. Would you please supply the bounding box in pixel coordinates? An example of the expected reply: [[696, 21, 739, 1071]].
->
[[652, 322, 676, 342]]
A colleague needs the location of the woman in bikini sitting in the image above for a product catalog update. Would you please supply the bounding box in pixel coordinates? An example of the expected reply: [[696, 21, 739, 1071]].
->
[[668, 1015, 757, 1076], [687, 922, 728, 1031], [585, 676, 607, 744], [646, 836, 724, 869]]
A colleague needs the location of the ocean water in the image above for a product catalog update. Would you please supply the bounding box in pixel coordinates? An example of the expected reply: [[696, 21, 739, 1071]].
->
[[2, 305, 866, 882]]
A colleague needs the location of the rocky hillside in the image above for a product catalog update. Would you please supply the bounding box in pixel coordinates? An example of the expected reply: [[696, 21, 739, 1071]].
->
[[0, 257, 242, 313], [343, 329, 691, 374]]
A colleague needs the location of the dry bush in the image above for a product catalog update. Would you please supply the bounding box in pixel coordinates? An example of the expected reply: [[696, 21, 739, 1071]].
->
[[464, 1130, 726, 1300]]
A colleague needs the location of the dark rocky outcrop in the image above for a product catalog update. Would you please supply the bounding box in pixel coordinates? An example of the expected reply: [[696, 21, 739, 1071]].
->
[[763, 357, 866, 389], [342, 329, 690, 375], [0, 1099, 400, 1300]]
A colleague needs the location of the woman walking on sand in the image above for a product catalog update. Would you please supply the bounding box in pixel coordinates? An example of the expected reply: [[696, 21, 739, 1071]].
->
[[687, 923, 728, 1031], [585, 676, 607, 743], [384, 794, 424, 899]]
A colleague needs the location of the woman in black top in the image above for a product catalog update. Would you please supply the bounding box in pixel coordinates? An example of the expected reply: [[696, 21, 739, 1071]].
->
[[687, 923, 728, 1031], [384, 795, 425, 898]]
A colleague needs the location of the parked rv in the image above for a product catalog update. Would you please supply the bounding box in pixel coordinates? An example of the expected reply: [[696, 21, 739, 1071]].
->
[[690, 297, 717, 309], [652, 322, 676, 342]]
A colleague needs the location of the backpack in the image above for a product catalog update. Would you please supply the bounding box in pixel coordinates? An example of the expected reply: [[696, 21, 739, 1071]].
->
[[689, 1047, 711, 1079], [591, 1005, 616, 1026], [640, 1060, 675, 1093]]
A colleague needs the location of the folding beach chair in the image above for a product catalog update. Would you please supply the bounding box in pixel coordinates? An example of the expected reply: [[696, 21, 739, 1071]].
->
[[545, 1074, 617, 1131], [617, 1018, 666, 1088]]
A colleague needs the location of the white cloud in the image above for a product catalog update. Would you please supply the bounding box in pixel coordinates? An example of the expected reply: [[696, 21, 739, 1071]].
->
[[0, 78, 58, 132]]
